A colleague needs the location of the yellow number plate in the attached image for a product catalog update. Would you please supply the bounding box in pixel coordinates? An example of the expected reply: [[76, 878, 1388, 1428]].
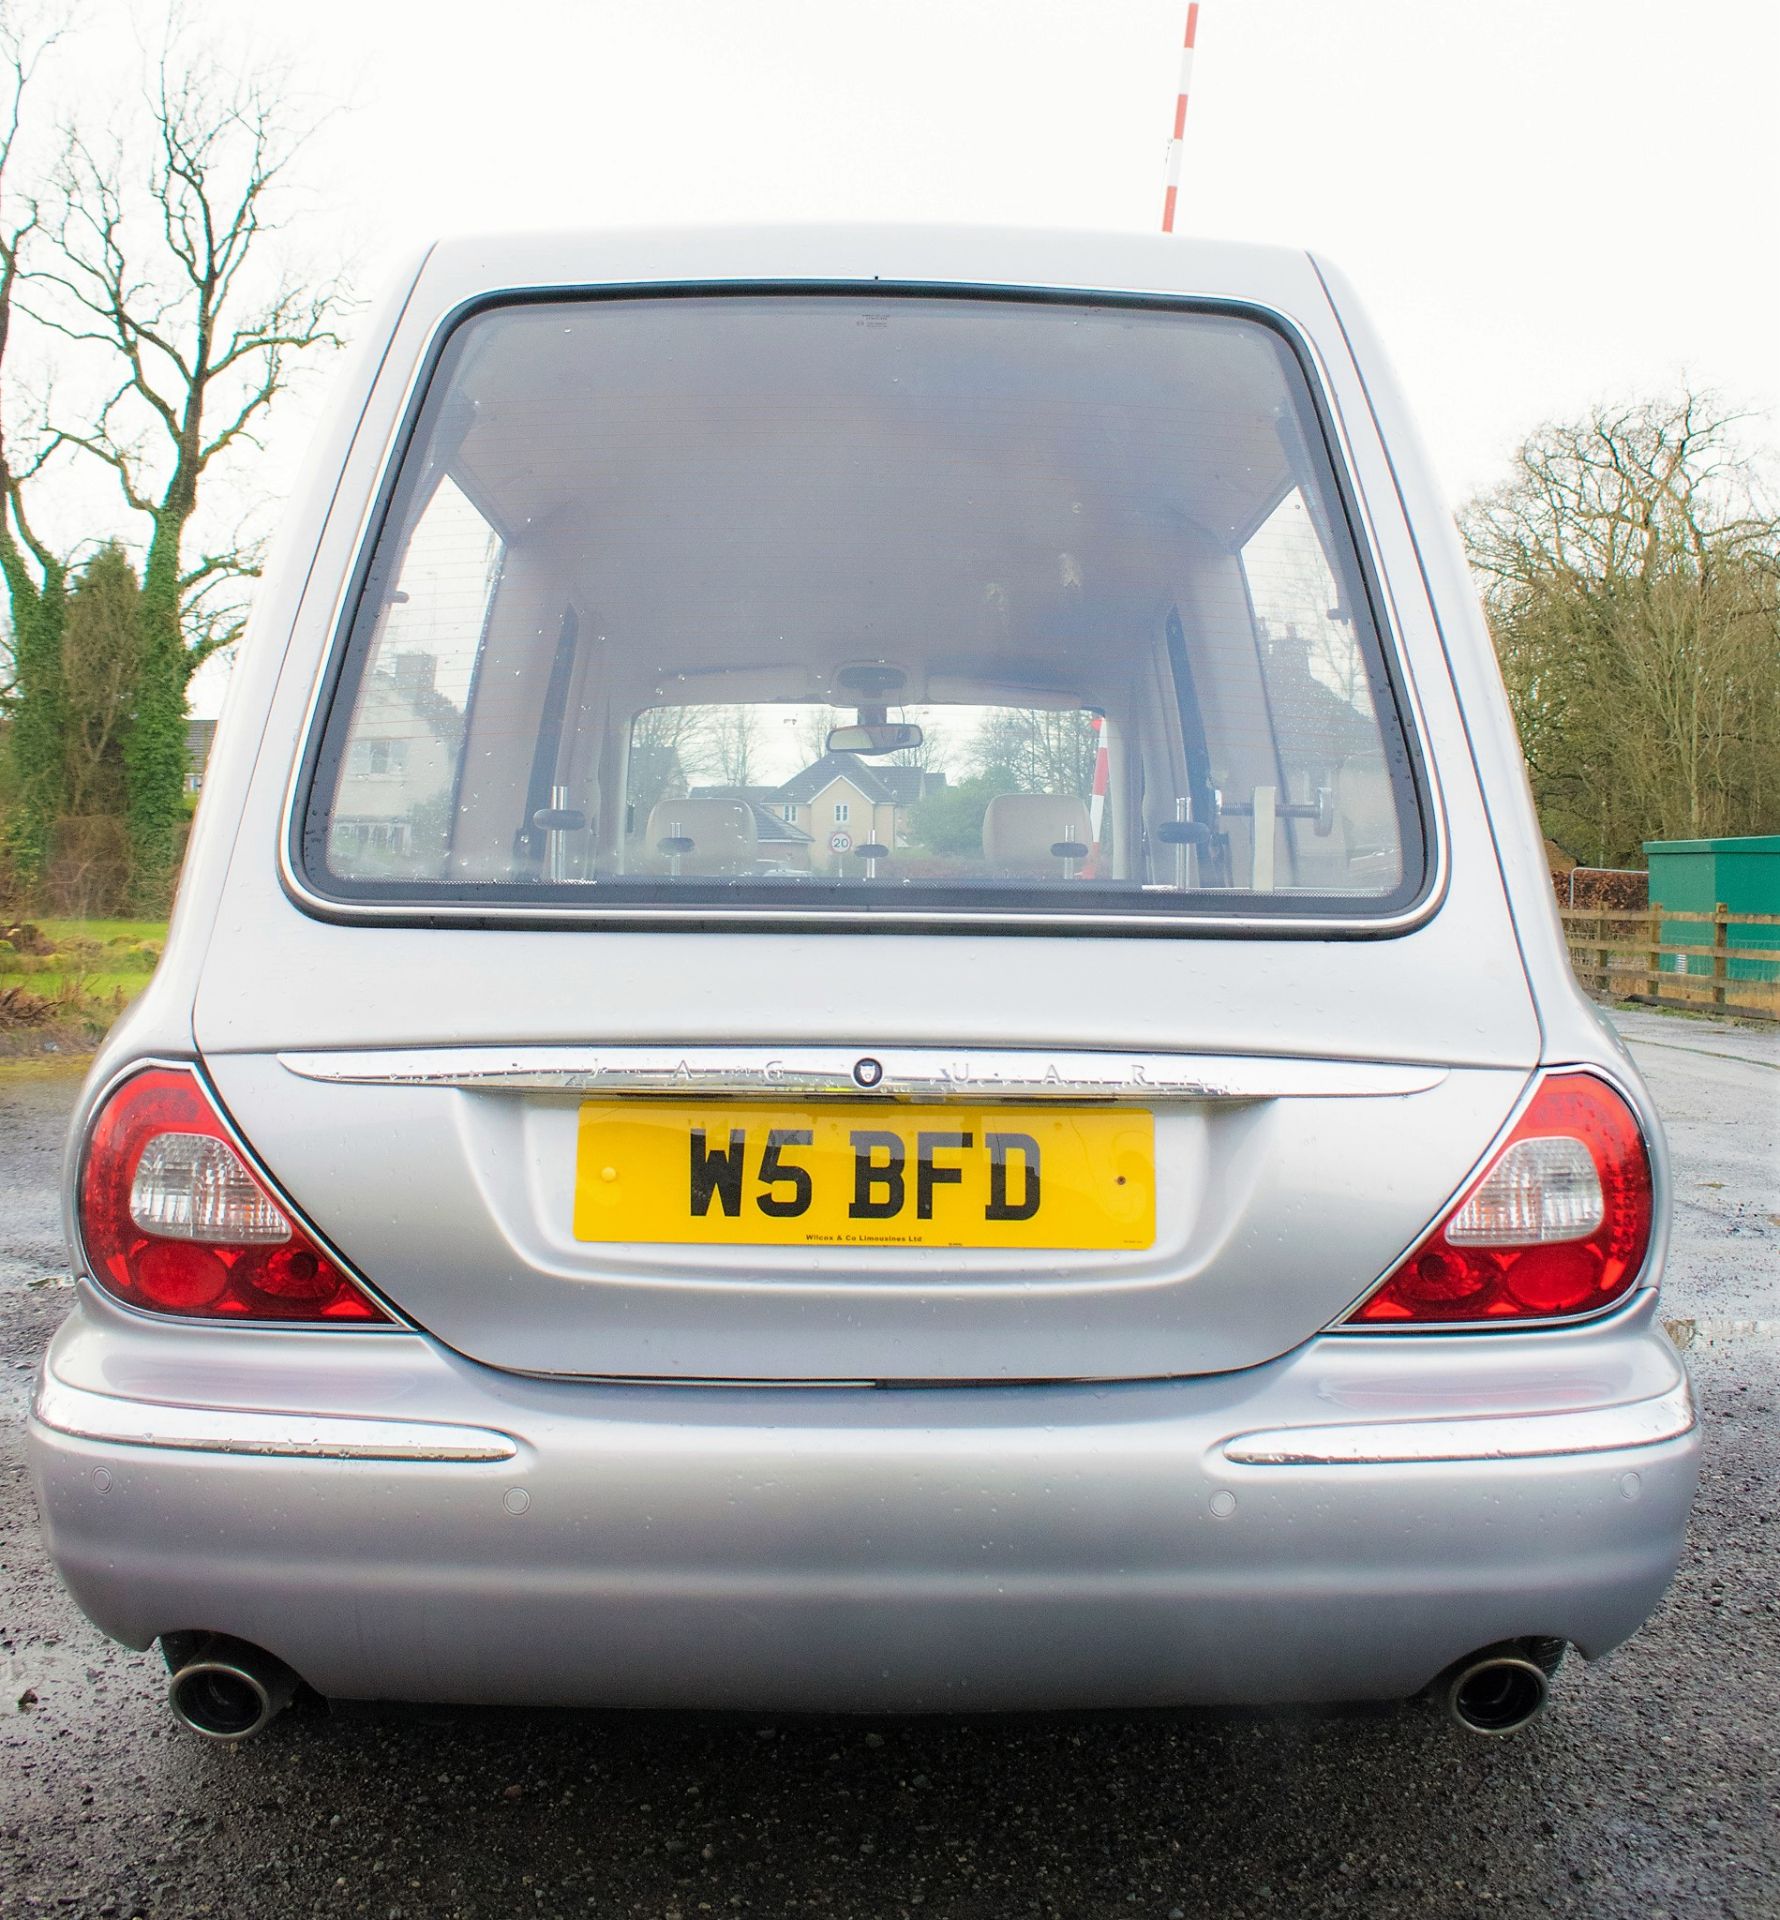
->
[[573, 1102, 1155, 1249]]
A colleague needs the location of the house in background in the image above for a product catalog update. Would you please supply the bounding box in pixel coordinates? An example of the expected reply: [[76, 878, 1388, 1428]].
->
[[770, 753, 944, 873], [327, 652, 460, 868], [184, 717, 217, 795]]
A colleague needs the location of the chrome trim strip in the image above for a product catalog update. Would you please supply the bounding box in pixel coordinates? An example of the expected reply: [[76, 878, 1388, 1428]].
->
[[32, 1377, 518, 1463], [1221, 1379, 1694, 1465], [275, 280, 1449, 940], [274, 1045, 1449, 1102], [277, 897, 1438, 937]]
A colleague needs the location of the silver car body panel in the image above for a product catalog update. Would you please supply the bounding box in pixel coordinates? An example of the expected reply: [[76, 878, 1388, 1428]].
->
[[1307, 252, 1608, 1071], [30, 1288, 1697, 1711], [33, 228, 1691, 1709]]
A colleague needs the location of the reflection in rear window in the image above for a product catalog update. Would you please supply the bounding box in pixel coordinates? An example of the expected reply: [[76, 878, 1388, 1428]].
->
[[299, 293, 1426, 921]]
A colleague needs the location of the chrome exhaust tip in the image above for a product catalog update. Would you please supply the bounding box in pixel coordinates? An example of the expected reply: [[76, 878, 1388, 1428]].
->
[[167, 1636, 297, 1743], [1443, 1652, 1551, 1737]]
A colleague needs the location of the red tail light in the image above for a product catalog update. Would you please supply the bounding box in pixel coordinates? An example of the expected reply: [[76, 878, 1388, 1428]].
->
[[78, 1066, 389, 1323], [1349, 1071, 1654, 1325]]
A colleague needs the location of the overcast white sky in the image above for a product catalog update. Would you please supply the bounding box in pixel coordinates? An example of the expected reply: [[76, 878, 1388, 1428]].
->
[[35, 0, 1780, 707], [289, 0, 1780, 496]]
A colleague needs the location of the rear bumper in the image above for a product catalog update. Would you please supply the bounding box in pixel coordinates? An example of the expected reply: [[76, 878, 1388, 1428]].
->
[[28, 1289, 1699, 1713]]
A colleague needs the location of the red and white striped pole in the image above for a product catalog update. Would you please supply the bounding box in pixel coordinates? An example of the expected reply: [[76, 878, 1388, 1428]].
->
[[1160, 3, 1200, 233], [1084, 714, 1110, 876]]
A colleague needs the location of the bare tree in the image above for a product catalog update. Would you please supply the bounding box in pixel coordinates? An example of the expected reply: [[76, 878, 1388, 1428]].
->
[[705, 706, 758, 788], [34, 26, 347, 900], [968, 705, 1099, 798], [888, 712, 947, 777], [626, 703, 703, 825], [784, 704, 832, 773], [1464, 392, 1780, 864], [0, 8, 69, 890]]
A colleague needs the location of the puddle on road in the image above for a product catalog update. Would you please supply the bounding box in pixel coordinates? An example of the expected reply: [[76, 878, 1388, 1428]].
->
[[1665, 1317, 1780, 1352]]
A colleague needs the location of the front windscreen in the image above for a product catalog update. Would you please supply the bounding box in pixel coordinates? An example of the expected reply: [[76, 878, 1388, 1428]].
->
[[298, 292, 1427, 921]]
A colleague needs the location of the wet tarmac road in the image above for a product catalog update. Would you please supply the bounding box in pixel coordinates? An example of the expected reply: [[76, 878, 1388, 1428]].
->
[[3, 1015, 1777, 1920]]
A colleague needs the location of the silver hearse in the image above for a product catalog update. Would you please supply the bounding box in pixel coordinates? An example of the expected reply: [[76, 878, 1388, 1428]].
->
[[29, 228, 1698, 1741]]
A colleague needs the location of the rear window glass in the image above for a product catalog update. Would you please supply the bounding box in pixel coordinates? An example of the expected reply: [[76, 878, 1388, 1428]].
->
[[297, 292, 1426, 922]]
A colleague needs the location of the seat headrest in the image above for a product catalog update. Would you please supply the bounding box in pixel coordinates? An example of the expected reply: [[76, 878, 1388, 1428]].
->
[[644, 797, 758, 873], [981, 793, 1092, 872]]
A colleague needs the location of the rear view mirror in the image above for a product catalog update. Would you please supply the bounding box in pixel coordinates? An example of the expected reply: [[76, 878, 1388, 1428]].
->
[[826, 723, 924, 756]]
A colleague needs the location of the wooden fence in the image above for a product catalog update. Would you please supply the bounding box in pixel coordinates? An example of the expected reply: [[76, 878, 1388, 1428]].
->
[[1560, 905, 1780, 1020]]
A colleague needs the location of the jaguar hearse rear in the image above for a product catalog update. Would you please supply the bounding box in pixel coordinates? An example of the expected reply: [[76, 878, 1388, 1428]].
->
[[30, 229, 1696, 1739]]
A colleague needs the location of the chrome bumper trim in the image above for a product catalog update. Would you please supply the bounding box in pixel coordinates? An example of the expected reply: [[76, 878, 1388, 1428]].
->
[[1221, 1380, 1695, 1465], [275, 1044, 1448, 1103], [32, 1377, 519, 1462]]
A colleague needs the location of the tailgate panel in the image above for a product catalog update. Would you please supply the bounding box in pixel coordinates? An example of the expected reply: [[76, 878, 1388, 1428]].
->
[[202, 1051, 1527, 1381]]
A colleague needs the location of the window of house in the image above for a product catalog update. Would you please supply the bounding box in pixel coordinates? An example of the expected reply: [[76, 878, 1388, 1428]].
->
[[347, 739, 411, 778], [315, 475, 502, 880], [833, 802, 850, 824]]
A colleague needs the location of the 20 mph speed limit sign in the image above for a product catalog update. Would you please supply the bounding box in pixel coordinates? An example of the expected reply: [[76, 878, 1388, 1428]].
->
[[829, 830, 853, 853]]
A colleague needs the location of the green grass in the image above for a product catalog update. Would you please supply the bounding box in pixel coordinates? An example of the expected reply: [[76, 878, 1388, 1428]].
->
[[0, 916, 169, 1041], [4, 966, 147, 1000], [32, 916, 167, 946], [0, 1051, 93, 1082]]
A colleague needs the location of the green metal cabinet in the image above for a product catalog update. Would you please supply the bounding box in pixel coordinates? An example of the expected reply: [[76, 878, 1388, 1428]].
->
[[1644, 835, 1780, 987]]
